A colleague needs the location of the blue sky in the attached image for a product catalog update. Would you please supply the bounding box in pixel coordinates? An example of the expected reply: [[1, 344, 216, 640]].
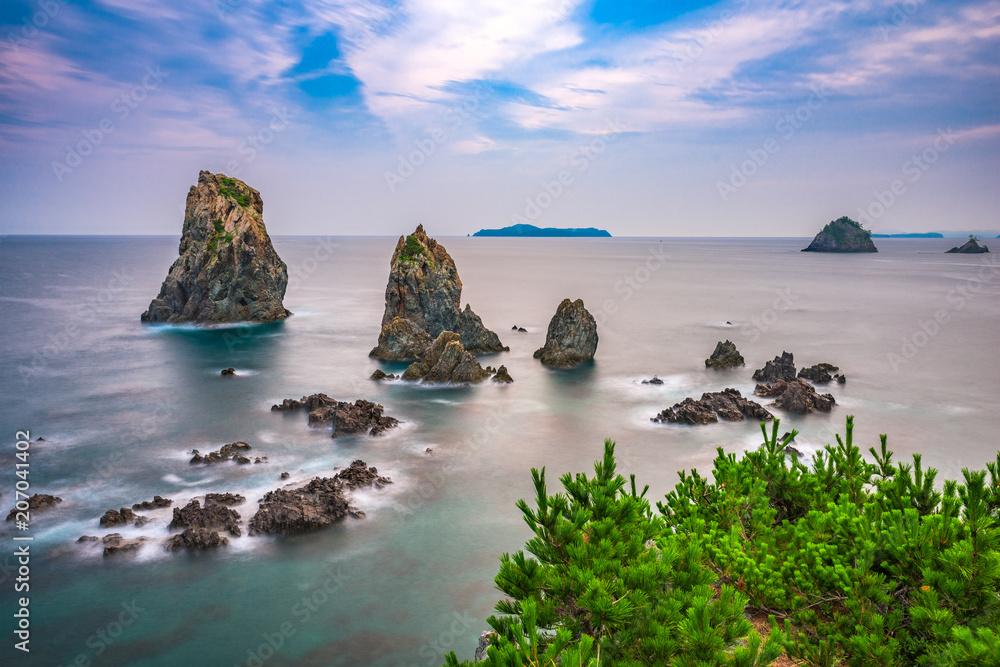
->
[[0, 0, 997, 236]]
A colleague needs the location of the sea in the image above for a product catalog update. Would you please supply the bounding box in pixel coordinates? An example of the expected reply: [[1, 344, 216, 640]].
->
[[0, 235, 998, 666]]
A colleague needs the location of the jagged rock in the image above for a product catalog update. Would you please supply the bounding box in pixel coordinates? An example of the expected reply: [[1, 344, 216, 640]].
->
[[475, 631, 498, 662], [102, 534, 149, 556], [492, 365, 514, 383], [802, 216, 878, 253], [141, 171, 290, 323], [533, 299, 598, 367], [248, 461, 390, 535], [6, 493, 62, 521], [273, 393, 401, 436], [402, 331, 490, 383], [946, 238, 990, 253], [642, 376, 664, 385], [754, 378, 835, 414], [99, 507, 146, 527], [205, 493, 245, 506], [221, 367, 236, 376], [169, 500, 242, 536], [798, 363, 839, 384], [190, 441, 253, 464], [752, 352, 797, 384], [652, 389, 773, 425], [511, 325, 528, 332], [835, 374, 846, 384], [78, 535, 99, 543], [280, 472, 290, 479], [370, 225, 504, 360], [370, 369, 397, 381], [705, 340, 745, 370], [165, 527, 229, 551], [132, 496, 172, 511]]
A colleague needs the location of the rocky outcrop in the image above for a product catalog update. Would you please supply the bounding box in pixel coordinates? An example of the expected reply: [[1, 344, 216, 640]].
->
[[652, 389, 773, 425], [755, 378, 835, 414], [248, 461, 390, 535], [802, 216, 878, 253], [798, 363, 845, 384], [705, 340, 745, 370], [169, 499, 242, 536], [165, 527, 229, 551], [205, 493, 245, 506], [642, 376, 664, 385], [492, 365, 514, 383], [100, 507, 147, 528], [370, 225, 505, 360], [401, 331, 491, 383], [370, 369, 398, 381], [221, 368, 236, 376], [272, 394, 400, 436], [946, 238, 990, 253], [534, 299, 598, 367], [190, 441, 263, 465], [752, 352, 797, 384], [6, 493, 62, 520], [141, 171, 290, 324], [132, 496, 172, 511], [102, 534, 149, 556]]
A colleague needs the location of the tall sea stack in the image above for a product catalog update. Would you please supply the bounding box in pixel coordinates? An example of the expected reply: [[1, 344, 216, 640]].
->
[[141, 171, 290, 324], [802, 216, 878, 253], [370, 225, 505, 360]]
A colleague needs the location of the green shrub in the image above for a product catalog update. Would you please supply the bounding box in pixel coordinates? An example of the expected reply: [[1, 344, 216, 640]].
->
[[217, 175, 250, 207], [400, 234, 425, 262], [448, 418, 1000, 666]]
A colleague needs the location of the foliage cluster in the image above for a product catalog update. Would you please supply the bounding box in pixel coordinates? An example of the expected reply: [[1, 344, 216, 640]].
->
[[447, 417, 1000, 666], [400, 234, 426, 262], [206, 217, 235, 254], [821, 217, 871, 244], [218, 175, 251, 207]]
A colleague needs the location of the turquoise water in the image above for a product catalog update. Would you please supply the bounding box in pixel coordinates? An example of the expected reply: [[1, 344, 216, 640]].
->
[[0, 235, 998, 665]]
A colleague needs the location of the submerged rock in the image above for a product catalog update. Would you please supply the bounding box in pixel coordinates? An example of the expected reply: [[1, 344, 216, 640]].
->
[[802, 216, 878, 253], [946, 238, 990, 253], [492, 365, 514, 383], [752, 352, 797, 384], [221, 367, 236, 376], [102, 534, 149, 556], [205, 493, 246, 506], [370, 369, 398, 381], [141, 171, 290, 324], [6, 493, 62, 521], [755, 378, 835, 414], [272, 394, 400, 436], [798, 363, 840, 384], [642, 376, 664, 385], [248, 461, 390, 535], [705, 340, 745, 370], [534, 299, 598, 367], [99, 507, 147, 528], [190, 441, 257, 464], [169, 499, 242, 537], [166, 527, 229, 551], [402, 331, 491, 383], [370, 225, 505, 360], [132, 496, 173, 511], [652, 389, 773, 425]]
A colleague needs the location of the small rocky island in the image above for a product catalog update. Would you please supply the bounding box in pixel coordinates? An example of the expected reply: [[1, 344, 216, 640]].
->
[[401, 331, 490, 383], [472, 224, 611, 237], [272, 395, 400, 437], [705, 340, 744, 370], [534, 299, 598, 367], [652, 389, 772, 425], [802, 216, 878, 253], [752, 353, 836, 414], [141, 171, 290, 324], [370, 225, 506, 361], [946, 237, 990, 253]]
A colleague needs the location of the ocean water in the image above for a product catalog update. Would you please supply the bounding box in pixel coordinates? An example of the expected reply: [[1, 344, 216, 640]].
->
[[0, 235, 998, 666]]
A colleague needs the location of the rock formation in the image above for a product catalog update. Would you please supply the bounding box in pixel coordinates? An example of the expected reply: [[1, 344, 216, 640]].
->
[[755, 378, 835, 414], [102, 534, 149, 556], [798, 363, 844, 384], [272, 394, 400, 436], [652, 389, 773, 425], [401, 331, 491, 383], [205, 493, 245, 506], [946, 238, 990, 253], [752, 352, 797, 384], [141, 171, 290, 324], [166, 528, 229, 551], [6, 493, 62, 521], [705, 340, 745, 370], [370, 369, 397, 381], [221, 368, 236, 376], [248, 460, 390, 535], [99, 507, 147, 528], [370, 225, 505, 360], [642, 376, 664, 385], [802, 216, 878, 253], [492, 365, 514, 383], [169, 499, 242, 536], [534, 299, 598, 367], [190, 441, 264, 465], [132, 496, 172, 511]]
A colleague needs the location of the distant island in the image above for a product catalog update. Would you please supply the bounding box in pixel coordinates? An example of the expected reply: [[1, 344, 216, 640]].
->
[[871, 232, 944, 238], [472, 224, 611, 237], [802, 216, 877, 253]]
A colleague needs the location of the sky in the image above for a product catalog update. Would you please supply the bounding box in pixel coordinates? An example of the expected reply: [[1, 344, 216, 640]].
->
[[0, 0, 998, 237]]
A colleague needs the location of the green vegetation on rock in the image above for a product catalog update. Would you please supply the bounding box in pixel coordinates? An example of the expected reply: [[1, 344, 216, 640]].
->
[[218, 175, 250, 207], [206, 218, 235, 254], [400, 234, 426, 262], [447, 417, 1000, 666], [822, 216, 869, 245]]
